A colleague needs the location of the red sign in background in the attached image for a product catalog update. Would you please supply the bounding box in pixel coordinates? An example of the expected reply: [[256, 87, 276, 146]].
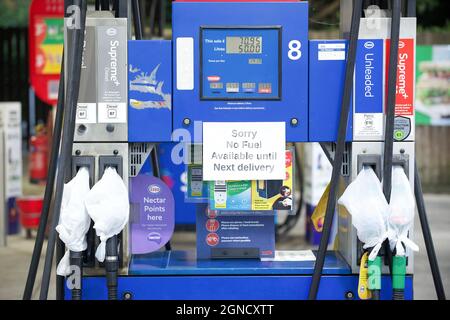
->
[[385, 38, 415, 116], [29, 0, 64, 106]]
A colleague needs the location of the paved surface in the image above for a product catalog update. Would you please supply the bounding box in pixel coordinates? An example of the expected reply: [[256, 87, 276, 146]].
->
[[0, 194, 448, 300], [412, 194, 450, 299]]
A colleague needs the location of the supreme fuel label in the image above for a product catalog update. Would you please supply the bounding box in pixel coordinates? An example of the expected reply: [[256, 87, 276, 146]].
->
[[385, 38, 415, 117]]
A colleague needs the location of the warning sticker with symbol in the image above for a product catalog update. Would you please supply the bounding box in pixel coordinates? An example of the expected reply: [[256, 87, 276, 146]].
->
[[196, 208, 275, 259]]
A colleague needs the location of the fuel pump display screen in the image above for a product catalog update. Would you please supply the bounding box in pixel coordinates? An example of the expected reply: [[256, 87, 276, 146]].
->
[[201, 27, 281, 100], [226, 36, 262, 54]]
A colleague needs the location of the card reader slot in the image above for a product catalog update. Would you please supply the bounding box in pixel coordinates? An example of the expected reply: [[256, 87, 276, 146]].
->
[[211, 248, 260, 259]]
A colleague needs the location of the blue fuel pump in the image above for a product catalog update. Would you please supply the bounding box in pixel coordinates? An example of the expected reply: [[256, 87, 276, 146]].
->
[[24, 0, 446, 301]]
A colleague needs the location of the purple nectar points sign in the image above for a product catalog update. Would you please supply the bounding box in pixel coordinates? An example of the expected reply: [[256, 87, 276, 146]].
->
[[130, 175, 175, 254]]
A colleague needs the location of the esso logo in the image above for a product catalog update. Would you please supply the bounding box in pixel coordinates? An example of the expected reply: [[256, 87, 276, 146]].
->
[[206, 233, 219, 246], [206, 219, 219, 232], [398, 41, 405, 49], [106, 27, 117, 36], [364, 41, 375, 49], [148, 184, 161, 194], [147, 232, 162, 244]]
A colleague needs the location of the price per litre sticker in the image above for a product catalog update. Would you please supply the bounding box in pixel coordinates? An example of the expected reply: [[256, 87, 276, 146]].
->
[[202, 122, 286, 181]]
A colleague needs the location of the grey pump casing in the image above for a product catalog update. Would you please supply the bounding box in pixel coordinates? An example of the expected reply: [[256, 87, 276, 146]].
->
[[65, 11, 128, 143]]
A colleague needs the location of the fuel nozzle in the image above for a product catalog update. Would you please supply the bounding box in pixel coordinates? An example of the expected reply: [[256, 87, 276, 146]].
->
[[55, 167, 91, 300], [388, 166, 418, 300], [84, 165, 129, 301]]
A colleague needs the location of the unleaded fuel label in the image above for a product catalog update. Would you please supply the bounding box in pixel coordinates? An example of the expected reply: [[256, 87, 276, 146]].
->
[[355, 39, 383, 114], [353, 39, 384, 139]]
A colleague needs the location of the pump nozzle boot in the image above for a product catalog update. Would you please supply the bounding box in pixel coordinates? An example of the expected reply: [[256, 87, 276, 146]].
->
[[368, 255, 382, 300], [392, 255, 407, 300]]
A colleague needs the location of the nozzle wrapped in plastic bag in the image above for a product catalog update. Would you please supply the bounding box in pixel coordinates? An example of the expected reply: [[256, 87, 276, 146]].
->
[[56, 167, 91, 276], [338, 167, 389, 261], [84, 167, 129, 262], [387, 166, 419, 256]]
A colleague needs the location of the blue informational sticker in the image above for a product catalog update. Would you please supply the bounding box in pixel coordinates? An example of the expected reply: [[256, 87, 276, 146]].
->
[[196, 206, 275, 259], [129, 175, 175, 254], [308, 40, 352, 142], [128, 40, 172, 142], [355, 39, 384, 114]]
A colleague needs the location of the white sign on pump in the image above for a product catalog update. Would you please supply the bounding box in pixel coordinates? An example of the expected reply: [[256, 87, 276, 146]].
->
[[202, 122, 286, 181]]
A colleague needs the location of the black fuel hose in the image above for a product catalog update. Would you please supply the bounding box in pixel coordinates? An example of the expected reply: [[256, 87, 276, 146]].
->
[[39, 0, 87, 300], [22, 59, 65, 300], [105, 235, 119, 300], [414, 161, 446, 300], [308, 0, 363, 300], [101, 0, 109, 11], [69, 251, 83, 300], [132, 0, 144, 39], [382, 0, 401, 300], [382, 0, 401, 207]]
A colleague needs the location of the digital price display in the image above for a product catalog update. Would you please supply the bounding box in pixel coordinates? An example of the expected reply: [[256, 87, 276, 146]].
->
[[226, 36, 262, 54], [201, 27, 280, 100]]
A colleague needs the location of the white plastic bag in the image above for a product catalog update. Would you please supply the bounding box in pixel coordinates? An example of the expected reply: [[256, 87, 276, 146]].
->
[[56, 167, 91, 276], [84, 167, 129, 262], [387, 166, 419, 256], [338, 166, 389, 261]]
